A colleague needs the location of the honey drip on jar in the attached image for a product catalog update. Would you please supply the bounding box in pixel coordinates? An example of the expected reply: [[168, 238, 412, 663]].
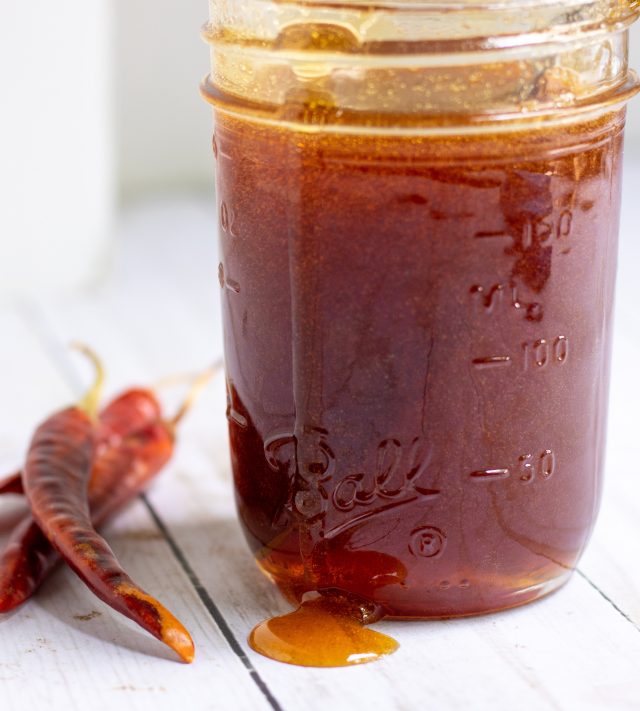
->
[[249, 594, 398, 667]]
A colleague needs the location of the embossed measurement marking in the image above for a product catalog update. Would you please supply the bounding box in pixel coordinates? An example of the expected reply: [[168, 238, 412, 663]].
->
[[218, 263, 241, 294], [474, 230, 511, 240], [470, 450, 556, 483], [473, 211, 572, 247], [474, 223, 535, 249], [220, 200, 239, 237], [212, 137, 232, 162], [472, 356, 512, 369], [473, 336, 569, 372], [470, 283, 543, 322], [226, 385, 248, 429], [470, 468, 511, 480]]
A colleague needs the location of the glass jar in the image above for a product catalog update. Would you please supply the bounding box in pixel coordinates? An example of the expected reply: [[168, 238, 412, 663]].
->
[[202, 0, 639, 617]]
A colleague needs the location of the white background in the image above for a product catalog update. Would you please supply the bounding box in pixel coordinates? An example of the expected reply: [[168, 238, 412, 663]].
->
[[0, 3, 638, 297]]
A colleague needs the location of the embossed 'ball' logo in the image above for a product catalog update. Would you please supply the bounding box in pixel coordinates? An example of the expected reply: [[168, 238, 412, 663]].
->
[[409, 526, 446, 559]]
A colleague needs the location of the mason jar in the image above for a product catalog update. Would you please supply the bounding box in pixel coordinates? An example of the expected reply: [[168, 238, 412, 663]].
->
[[203, 0, 639, 617]]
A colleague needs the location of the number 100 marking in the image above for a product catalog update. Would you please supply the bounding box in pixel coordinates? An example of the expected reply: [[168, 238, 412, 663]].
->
[[523, 336, 569, 371]]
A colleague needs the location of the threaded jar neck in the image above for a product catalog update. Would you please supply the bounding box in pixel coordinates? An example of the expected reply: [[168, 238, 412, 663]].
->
[[203, 0, 639, 132]]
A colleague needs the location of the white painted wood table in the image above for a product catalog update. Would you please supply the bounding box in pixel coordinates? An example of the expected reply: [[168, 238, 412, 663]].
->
[[1, 162, 640, 711]]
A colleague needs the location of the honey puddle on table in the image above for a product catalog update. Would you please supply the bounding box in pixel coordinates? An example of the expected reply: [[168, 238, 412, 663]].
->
[[249, 595, 398, 668]]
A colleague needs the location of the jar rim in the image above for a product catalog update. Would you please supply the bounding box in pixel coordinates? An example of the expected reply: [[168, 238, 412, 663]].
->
[[272, 0, 581, 6], [206, 0, 639, 44], [258, 0, 635, 12]]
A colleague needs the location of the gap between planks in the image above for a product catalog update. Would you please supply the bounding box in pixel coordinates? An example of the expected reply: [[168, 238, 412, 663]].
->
[[575, 570, 640, 634], [18, 298, 284, 711], [142, 495, 283, 711]]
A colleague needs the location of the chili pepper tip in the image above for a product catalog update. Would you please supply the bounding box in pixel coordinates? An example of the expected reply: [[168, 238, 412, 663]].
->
[[70, 342, 105, 419], [165, 625, 196, 664], [118, 584, 196, 663]]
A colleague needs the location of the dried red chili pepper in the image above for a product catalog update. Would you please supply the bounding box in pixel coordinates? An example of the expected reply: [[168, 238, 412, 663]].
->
[[18, 363, 213, 663], [0, 369, 212, 607], [0, 388, 162, 499], [0, 473, 22, 495], [0, 423, 172, 614], [96, 388, 162, 446]]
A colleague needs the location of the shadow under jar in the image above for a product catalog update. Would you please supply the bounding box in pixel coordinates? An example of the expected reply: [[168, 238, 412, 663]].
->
[[203, 0, 639, 618]]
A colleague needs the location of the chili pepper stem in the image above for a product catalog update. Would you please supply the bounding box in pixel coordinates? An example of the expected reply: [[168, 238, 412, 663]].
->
[[153, 369, 207, 391], [169, 361, 222, 428], [70, 343, 105, 419]]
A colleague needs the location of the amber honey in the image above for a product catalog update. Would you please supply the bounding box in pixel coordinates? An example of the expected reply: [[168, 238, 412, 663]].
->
[[214, 107, 625, 618]]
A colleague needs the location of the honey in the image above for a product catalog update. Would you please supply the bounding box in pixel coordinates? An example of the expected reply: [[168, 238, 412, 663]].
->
[[217, 107, 624, 621], [249, 593, 397, 667]]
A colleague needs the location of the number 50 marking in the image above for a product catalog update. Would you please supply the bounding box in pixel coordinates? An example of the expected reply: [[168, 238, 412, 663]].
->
[[519, 449, 556, 483]]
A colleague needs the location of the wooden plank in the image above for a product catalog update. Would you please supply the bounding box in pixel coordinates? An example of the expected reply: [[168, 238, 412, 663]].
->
[[0, 307, 272, 711], [0, 501, 273, 711]]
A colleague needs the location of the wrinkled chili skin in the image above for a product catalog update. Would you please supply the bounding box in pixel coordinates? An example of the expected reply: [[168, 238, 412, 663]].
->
[[23, 408, 96, 532], [0, 424, 173, 612], [0, 389, 161, 500], [3, 393, 192, 660], [45, 420, 192, 660], [16, 415, 190, 661], [89, 422, 174, 516], [97, 389, 162, 445], [0, 519, 52, 613]]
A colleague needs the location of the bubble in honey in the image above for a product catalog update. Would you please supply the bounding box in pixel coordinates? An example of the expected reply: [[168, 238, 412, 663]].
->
[[274, 23, 362, 53]]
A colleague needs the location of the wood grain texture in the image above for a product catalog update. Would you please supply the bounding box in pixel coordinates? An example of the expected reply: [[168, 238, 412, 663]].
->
[[2, 180, 639, 710]]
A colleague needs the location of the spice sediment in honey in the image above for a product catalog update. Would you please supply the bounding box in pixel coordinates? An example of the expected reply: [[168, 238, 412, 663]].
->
[[215, 104, 624, 619]]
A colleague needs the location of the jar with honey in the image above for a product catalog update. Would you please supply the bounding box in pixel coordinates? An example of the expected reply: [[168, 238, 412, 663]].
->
[[203, 0, 639, 665]]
